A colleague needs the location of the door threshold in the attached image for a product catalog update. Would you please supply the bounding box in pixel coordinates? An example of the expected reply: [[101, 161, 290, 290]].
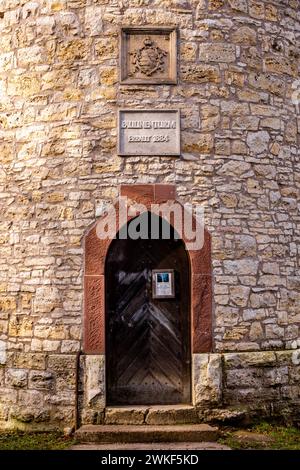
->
[[106, 404, 194, 410], [103, 405, 198, 425]]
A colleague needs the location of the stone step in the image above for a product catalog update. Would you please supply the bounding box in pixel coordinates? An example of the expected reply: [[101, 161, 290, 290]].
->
[[71, 442, 230, 450], [104, 405, 200, 425], [75, 424, 219, 444]]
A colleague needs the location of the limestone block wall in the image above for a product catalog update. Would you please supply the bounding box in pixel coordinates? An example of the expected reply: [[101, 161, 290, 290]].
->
[[0, 0, 299, 429], [79, 351, 300, 425]]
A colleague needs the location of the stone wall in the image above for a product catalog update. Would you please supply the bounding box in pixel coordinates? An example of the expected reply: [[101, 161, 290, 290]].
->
[[79, 351, 300, 425], [0, 0, 299, 429]]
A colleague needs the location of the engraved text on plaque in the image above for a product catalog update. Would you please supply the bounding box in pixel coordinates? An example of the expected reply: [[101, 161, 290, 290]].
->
[[118, 110, 180, 156]]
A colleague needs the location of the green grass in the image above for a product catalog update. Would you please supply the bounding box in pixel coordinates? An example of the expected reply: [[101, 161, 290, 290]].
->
[[0, 431, 75, 450], [220, 422, 300, 450], [1, 424, 300, 450]]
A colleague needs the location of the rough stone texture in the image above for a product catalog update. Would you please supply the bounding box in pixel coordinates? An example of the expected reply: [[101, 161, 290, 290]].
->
[[145, 406, 199, 425], [193, 354, 222, 407], [1, 353, 76, 429], [83, 354, 105, 415], [84, 276, 105, 354], [105, 408, 146, 425], [75, 424, 219, 443], [223, 350, 300, 418], [71, 442, 231, 450], [0, 0, 299, 429]]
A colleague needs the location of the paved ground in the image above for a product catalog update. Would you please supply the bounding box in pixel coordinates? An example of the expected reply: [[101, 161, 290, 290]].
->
[[71, 442, 231, 450]]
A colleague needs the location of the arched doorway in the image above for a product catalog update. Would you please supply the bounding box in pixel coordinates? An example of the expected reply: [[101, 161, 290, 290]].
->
[[105, 212, 191, 405]]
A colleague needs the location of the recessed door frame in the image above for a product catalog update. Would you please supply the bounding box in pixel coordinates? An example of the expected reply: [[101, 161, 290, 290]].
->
[[83, 184, 212, 406]]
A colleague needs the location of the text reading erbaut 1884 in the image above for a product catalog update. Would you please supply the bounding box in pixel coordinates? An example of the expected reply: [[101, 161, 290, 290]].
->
[[118, 109, 180, 156]]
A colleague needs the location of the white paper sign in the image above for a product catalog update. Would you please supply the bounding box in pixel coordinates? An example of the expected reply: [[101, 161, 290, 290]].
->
[[152, 270, 175, 298]]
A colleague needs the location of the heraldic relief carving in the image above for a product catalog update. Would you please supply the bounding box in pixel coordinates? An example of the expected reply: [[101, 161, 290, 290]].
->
[[130, 37, 167, 77], [121, 27, 177, 85]]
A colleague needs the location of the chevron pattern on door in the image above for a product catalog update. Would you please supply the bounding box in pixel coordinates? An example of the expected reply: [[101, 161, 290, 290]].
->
[[106, 214, 191, 405]]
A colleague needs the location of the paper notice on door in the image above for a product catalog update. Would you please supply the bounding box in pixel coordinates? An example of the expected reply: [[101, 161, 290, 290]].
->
[[152, 270, 175, 298]]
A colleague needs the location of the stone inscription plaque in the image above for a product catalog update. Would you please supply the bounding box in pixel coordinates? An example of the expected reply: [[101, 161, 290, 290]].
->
[[118, 109, 180, 156], [120, 27, 177, 85]]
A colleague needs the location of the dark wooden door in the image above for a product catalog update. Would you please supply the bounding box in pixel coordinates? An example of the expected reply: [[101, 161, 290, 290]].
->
[[105, 214, 191, 405]]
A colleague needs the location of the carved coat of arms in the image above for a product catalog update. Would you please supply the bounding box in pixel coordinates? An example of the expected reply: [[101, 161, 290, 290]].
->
[[130, 37, 167, 77]]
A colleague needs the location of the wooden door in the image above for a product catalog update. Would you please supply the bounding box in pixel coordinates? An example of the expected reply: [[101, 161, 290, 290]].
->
[[105, 213, 191, 405]]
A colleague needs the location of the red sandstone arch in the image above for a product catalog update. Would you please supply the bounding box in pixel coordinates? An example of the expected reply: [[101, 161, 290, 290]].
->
[[84, 184, 212, 354]]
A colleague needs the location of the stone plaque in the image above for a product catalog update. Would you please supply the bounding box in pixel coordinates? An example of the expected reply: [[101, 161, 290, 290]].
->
[[118, 109, 180, 156], [120, 27, 177, 85]]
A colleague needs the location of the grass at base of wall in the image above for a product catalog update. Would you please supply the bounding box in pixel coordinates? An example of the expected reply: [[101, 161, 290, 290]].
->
[[0, 423, 300, 450], [0, 431, 75, 450], [219, 422, 300, 450]]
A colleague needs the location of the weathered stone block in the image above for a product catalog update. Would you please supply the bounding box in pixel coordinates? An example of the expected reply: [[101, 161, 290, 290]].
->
[[224, 352, 277, 368], [235, 235, 257, 258], [42, 340, 60, 352], [181, 64, 220, 83], [33, 287, 61, 314], [0, 340, 7, 365], [193, 353, 222, 407], [84, 355, 105, 407], [249, 292, 276, 308], [264, 367, 288, 386], [247, 131, 270, 154], [180, 42, 198, 61], [231, 26, 256, 45], [18, 389, 45, 407], [61, 340, 80, 353], [29, 371, 54, 390], [18, 46, 44, 66], [10, 406, 50, 424], [13, 353, 46, 371], [221, 101, 250, 116], [0, 297, 16, 312], [100, 67, 118, 86], [95, 37, 118, 60], [85, 6, 103, 36], [224, 387, 280, 403], [229, 286, 250, 307], [224, 259, 259, 276], [264, 57, 297, 78], [291, 351, 300, 366], [57, 39, 91, 63], [182, 132, 214, 154], [105, 408, 146, 425], [220, 193, 238, 208], [215, 306, 239, 327], [223, 327, 248, 341], [217, 161, 251, 177], [199, 43, 236, 63], [56, 370, 76, 392], [226, 368, 263, 388], [46, 391, 75, 406], [6, 369, 28, 388], [215, 139, 231, 155], [265, 325, 284, 339], [146, 406, 199, 425], [48, 355, 76, 371], [9, 316, 33, 337], [249, 322, 264, 341], [229, 0, 248, 13]]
